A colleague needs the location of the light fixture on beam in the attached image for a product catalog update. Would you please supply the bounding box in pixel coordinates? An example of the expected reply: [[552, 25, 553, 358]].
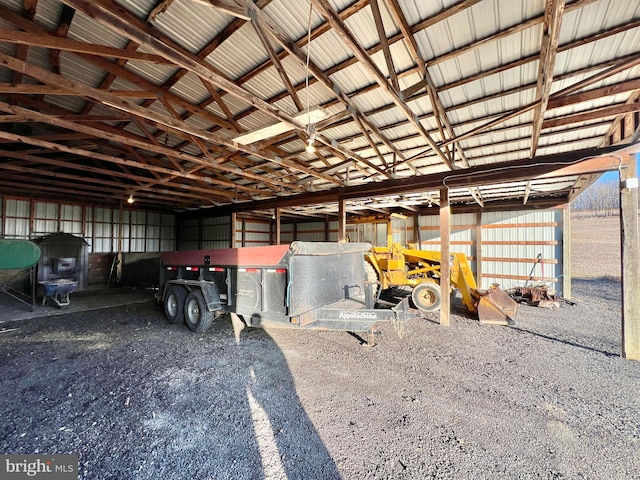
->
[[232, 106, 329, 145], [127, 194, 135, 204], [305, 124, 317, 153]]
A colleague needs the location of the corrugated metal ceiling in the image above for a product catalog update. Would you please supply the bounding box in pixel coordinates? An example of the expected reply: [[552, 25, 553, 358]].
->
[[0, 0, 638, 218]]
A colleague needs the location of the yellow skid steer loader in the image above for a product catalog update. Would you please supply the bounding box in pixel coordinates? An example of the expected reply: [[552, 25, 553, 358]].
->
[[361, 214, 517, 325]]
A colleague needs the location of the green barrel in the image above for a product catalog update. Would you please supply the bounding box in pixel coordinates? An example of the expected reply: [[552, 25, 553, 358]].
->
[[0, 239, 42, 270]]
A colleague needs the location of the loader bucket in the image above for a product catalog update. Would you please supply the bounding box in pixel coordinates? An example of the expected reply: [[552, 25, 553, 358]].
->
[[477, 287, 518, 326]]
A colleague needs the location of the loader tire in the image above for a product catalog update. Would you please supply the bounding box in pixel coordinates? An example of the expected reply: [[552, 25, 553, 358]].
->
[[184, 289, 214, 333], [164, 286, 186, 324], [364, 261, 379, 297], [411, 282, 441, 312]]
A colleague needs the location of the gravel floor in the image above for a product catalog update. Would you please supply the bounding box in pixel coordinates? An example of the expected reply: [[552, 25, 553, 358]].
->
[[1, 216, 638, 479], [1, 275, 639, 479]]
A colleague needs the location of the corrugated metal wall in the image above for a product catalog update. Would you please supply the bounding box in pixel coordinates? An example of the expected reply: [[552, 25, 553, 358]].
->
[[1, 196, 175, 254], [3, 198, 30, 238], [418, 209, 563, 294], [419, 212, 477, 276], [177, 217, 199, 251], [481, 210, 562, 293], [202, 215, 231, 250], [170, 210, 564, 297], [235, 218, 271, 246], [294, 221, 327, 242]]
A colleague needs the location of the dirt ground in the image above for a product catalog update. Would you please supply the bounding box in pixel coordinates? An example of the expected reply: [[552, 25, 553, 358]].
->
[[1, 216, 639, 479], [571, 215, 622, 279]]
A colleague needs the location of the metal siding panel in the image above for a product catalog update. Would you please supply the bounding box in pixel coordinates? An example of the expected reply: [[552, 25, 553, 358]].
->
[[281, 224, 294, 244], [6, 199, 29, 218], [60, 221, 82, 235], [480, 209, 561, 290], [295, 222, 326, 242], [61, 204, 82, 222], [244, 220, 271, 246]]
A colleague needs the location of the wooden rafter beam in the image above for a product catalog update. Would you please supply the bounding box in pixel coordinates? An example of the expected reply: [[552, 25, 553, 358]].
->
[[0, 50, 339, 187], [191, 145, 636, 215], [0, 4, 235, 131], [49, 5, 75, 75], [0, 99, 299, 194], [52, 0, 349, 188], [203, 0, 425, 178], [12, 0, 37, 84], [429, 0, 595, 69], [136, 0, 274, 126], [204, 0, 396, 179], [0, 29, 171, 64], [385, 0, 485, 206], [370, 0, 398, 94], [440, 53, 640, 149], [0, 148, 240, 204], [147, 0, 175, 23], [543, 103, 640, 130], [311, 0, 453, 169], [531, 0, 565, 157], [547, 78, 640, 110], [0, 84, 159, 98], [200, 79, 242, 133], [59, 0, 308, 134], [385, 0, 449, 151], [601, 91, 640, 147]]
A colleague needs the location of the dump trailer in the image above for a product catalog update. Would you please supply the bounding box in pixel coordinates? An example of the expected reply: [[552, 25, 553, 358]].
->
[[361, 214, 518, 325], [158, 241, 414, 343]]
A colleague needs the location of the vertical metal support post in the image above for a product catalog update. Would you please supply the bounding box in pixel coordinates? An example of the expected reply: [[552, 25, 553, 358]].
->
[[440, 187, 451, 326], [562, 204, 572, 300], [621, 155, 639, 360], [338, 200, 347, 242]]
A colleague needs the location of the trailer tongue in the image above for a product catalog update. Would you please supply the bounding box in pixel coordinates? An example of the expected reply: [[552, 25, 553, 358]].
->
[[158, 242, 416, 344]]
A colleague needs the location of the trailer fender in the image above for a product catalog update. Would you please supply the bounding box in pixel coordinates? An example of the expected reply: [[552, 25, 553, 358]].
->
[[200, 282, 223, 312], [164, 280, 223, 313]]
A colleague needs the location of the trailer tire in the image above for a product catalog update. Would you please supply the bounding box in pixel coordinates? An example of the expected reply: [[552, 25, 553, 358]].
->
[[164, 286, 186, 324], [184, 289, 214, 333], [411, 282, 441, 312]]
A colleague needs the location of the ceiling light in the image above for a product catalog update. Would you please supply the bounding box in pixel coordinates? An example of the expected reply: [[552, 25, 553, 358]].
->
[[305, 141, 316, 154], [127, 194, 135, 204], [232, 106, 329, 145], [305, 124, 317, 153]]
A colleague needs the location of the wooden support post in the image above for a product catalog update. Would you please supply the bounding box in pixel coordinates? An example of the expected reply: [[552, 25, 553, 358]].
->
[[562, 205, 572, 299], [621, 155, 640, 360], [117, 204, 123, 283], [440, 187, 451, 326], [338, 200, 347, 242], [475, 211, 483, 288], [274, 208, 281, 245], [230, 212, 237, 248]]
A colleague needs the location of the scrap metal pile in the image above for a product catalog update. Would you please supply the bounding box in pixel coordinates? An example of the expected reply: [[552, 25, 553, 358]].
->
[[505, 285, 560, 310]]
